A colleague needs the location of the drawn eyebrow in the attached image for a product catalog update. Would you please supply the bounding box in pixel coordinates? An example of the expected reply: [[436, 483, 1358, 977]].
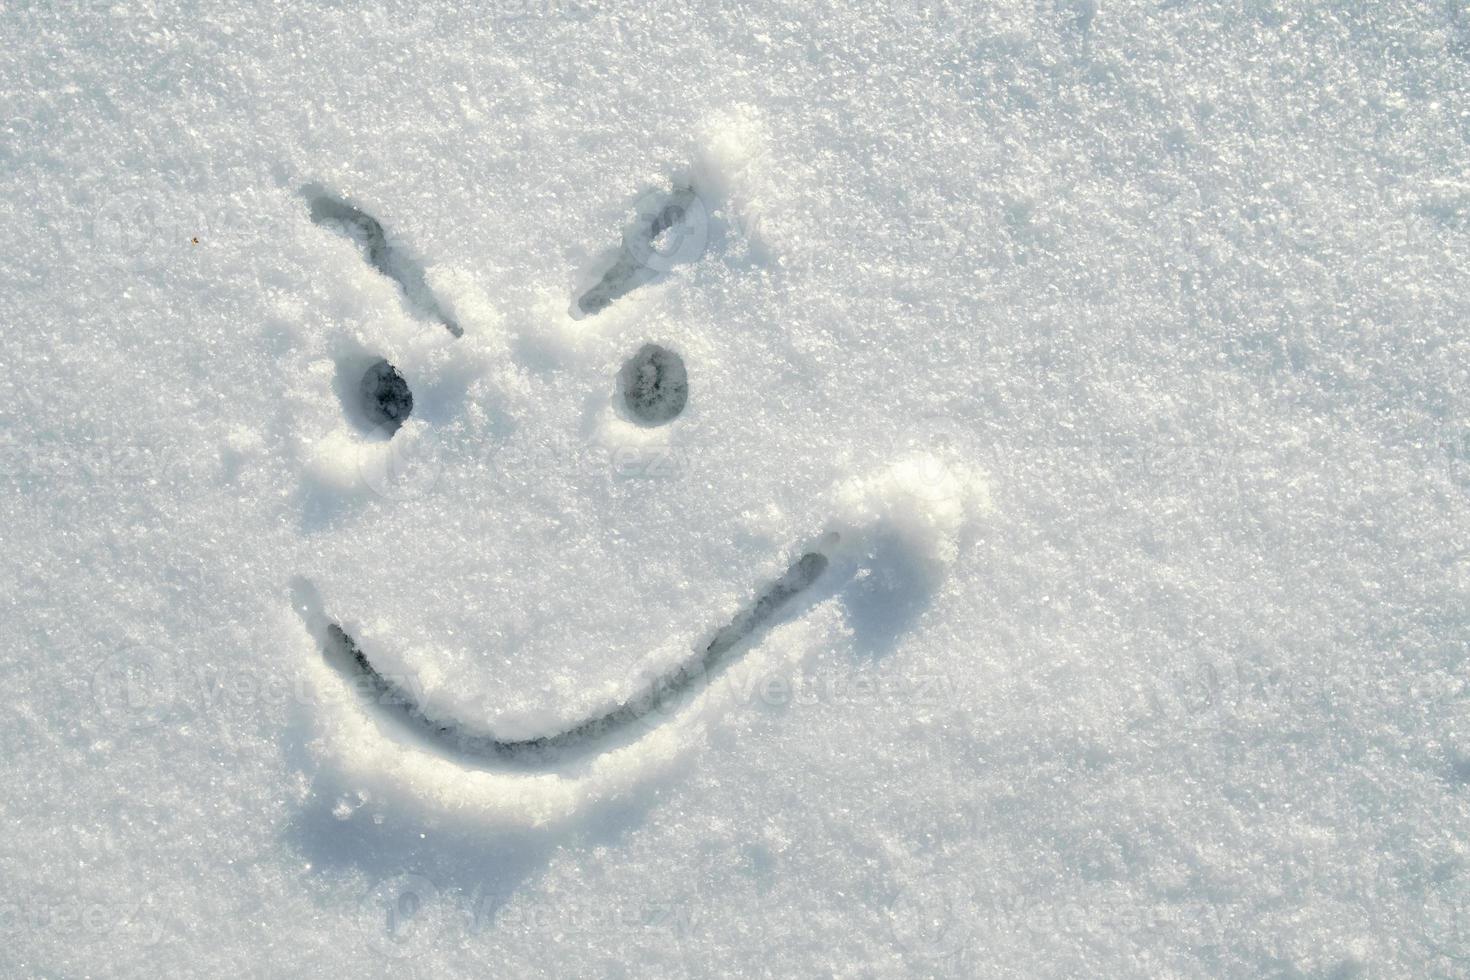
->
[[303, 185, 462, 337], [574, 185, 704, 318], [292, 536, 836, 768]]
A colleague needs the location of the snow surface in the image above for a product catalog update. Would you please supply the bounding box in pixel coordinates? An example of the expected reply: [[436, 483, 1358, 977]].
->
[[2, 0, 1469, 976]]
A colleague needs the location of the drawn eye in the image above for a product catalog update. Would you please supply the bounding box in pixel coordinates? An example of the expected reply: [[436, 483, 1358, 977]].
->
[[618, 343, 687, 426], [359, 359, 413, 434]]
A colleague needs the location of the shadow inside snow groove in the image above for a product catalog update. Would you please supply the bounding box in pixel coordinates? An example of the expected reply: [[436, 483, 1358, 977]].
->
[[293, 536, 838, 770], [304, 186, 462, 337], [574, 186, 704, 318]]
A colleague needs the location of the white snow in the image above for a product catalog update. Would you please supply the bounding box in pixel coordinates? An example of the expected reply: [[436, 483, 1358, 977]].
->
[[2, 0, 1469, 977]]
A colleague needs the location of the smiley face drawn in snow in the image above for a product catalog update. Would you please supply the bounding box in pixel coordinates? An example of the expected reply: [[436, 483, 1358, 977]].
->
[[285, 123, 986, 823]]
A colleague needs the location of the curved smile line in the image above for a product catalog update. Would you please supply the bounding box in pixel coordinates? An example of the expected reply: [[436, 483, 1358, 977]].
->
[[293, 535, 838, 767]]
